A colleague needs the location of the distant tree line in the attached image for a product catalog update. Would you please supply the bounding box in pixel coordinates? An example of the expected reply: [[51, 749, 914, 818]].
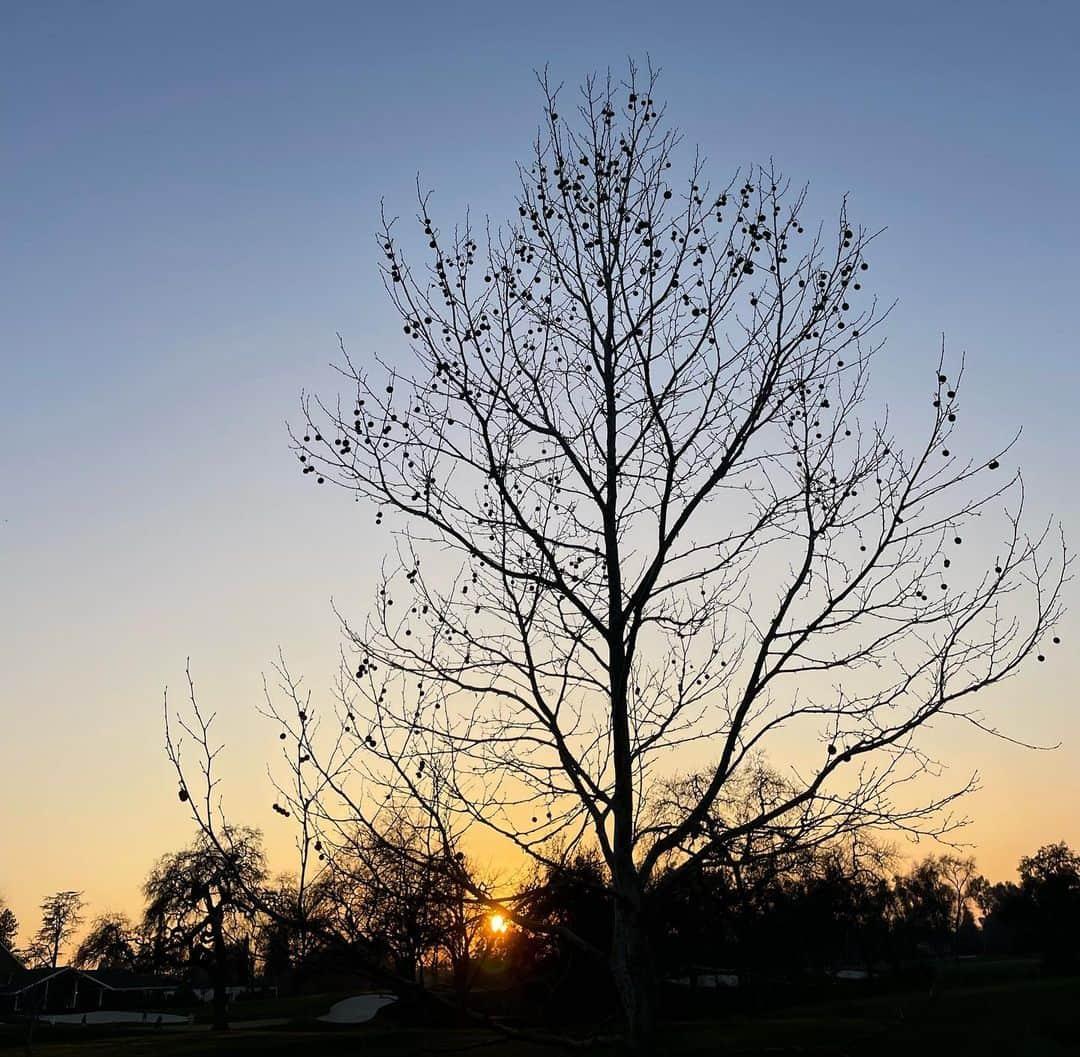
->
[[4, 833, 1077, 1031], [500, 838, 1080, 1023]]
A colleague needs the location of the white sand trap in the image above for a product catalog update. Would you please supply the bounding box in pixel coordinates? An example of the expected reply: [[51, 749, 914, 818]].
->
[[42, 1011, 193, 1025], [318, 993, 397, 1024]]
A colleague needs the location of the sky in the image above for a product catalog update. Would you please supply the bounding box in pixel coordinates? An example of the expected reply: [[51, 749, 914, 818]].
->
[[1, 0, 1078, 947]]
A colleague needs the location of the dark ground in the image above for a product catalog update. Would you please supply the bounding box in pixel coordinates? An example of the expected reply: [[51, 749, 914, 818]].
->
[[2, 960, 1077, 1056]]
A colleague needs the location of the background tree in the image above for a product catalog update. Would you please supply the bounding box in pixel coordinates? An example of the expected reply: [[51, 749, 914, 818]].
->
[[892, 855, 981, 958], [73, 912, 140, 971], [255, 873, 339, 987], [329, 812, 458, 984], [173, 63, 1067, 1052], [142, 828, 265, 1030], [433, 853, 498, 1001], [511, 849, 615, 1023], [0, 900, 17, 952], [976, 842, 1080, 968], [650, 819, 894, 981], [1017, 842, 1080, 970], [26, 891, 84, 969], [937, 854, 984, 949], [788, 840, 896, 974], [975, 877, 1026, 954], [651, 758, 901, 975]]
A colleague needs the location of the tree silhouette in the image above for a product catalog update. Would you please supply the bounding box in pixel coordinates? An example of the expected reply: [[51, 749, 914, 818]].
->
[[975, 843, 1080, 967], [142, 829, 265, 1030], [937, 854, 984, 947], [892, 856, 960, 958], [1017, 842, 1080, 969], [255, 873, 340, 986], [511, 849, 616, 1022], [0, 901, 17, 952], [330, 813, 448, 983], [434, 855, 496, 1002], [73, 912, 141, 971], [174, 63, 1067, 1051], [27, 891, 84, 969]]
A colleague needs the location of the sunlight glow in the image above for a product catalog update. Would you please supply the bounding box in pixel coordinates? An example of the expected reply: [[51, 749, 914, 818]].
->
[[489, 913, 508, 934]]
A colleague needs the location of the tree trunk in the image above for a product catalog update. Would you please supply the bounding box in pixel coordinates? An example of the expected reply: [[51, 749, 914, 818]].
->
[[611, 881, 656, 1055], [208, 903, 229, 1032], [451, 951, 470, 1000]]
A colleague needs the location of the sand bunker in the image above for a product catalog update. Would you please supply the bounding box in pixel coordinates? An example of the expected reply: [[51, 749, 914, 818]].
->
[[317, 993, 397, 1024]]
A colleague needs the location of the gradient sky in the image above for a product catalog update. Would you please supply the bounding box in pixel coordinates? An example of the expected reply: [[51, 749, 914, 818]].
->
[[2, 0, 1078, 948]]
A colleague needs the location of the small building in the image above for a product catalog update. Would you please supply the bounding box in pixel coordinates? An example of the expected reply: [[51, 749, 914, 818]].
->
[[0, 944, 23, 980], [0, 966, 180, 1016], [78, 969, 181, 1008], [0, 967, 80, 1015]]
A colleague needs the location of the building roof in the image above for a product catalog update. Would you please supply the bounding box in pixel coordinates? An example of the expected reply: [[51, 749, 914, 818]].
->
[[0, 964, 180, 997], [0, 967, 70, 996], [0, 944, 24, 976], [78, 969, 180, 991]]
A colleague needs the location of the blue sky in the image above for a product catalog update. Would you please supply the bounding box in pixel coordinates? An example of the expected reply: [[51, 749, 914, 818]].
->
[[1, 0, 1077, 938]]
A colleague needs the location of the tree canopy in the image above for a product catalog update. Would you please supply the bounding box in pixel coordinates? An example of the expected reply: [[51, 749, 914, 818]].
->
[[169, 62, 1067, 1052]]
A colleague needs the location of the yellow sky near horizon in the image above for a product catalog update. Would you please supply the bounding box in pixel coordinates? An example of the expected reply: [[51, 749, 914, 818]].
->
[[2, 644, 1076, 954]]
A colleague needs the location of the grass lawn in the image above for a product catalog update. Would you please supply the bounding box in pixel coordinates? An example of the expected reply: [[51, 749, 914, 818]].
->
[[1, 972, 1077, 1055]]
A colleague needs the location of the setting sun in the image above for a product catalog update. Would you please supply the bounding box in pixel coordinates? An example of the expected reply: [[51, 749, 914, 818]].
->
[[489, 913, 508, 934]]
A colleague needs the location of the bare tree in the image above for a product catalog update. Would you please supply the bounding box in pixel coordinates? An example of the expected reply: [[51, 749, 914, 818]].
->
[[938, 854, 983, 943], [654, 755, 927, 886], [328, 812, 449, 983], [28, 891, 84, 969], [256, 873, 340, 983], [174, 64, 1067, 1051], [434, 853, 499, 1000]]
